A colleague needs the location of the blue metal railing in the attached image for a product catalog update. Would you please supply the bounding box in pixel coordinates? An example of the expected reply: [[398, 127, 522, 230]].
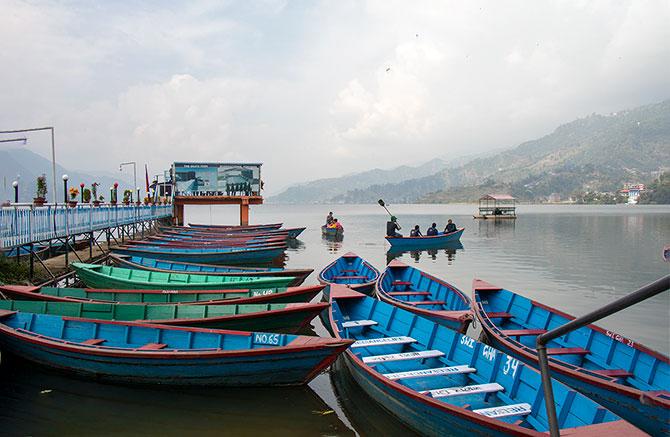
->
[[0, 204, 172, 248]]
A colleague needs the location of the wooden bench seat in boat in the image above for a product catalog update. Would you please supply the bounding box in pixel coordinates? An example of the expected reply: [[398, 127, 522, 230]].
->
[[363, 349, 444, 364], [422, 383, 504, 399], [392, 281, 413, 286], [352, 336, 416, 348], [138, 343, 168, 350], [383, 365, 476, 380], [409, 301, 446, 306], [387, 291, 431, 297], [342, 320, 378, 328], [473, 403, 532, 419], [500, 329, 547, 337], [82, 339, 106, 345], [546, 347, 590, 356], [333, 275, 368, 280], [591, 369, 633, 378], [486, 312, 513, 319], [341, 269, 358, 273]]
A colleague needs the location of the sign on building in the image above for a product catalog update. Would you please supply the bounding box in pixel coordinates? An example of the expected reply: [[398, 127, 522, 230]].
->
[[172, 162, 262, 196]]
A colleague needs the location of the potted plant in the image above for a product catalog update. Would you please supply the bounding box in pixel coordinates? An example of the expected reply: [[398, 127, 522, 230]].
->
[[33, 174, 48, 206], [123, 189, 132, 205], [98, 195, 105, 205], [143, 196, 151, 205], [83, 188, 91, 203], [91, 182, 100, 206], [111, 182, 119, 205], [68, 187, 79, 207]]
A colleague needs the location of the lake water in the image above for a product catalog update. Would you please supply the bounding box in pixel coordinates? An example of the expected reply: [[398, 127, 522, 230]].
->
[[1, 203, 668, 436]]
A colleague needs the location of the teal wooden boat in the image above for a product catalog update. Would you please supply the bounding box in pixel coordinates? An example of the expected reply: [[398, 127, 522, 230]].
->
[[72, 263, 296, 290], [109, 254, 312, 286], [0, 300, 328, 333], [0, 284, 325, 305]]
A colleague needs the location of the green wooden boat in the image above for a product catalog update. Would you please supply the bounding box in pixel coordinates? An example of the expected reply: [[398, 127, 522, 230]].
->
[[0, 284, 325, 305], [0, 300, 328, 333], [72, 263, 296, 290]]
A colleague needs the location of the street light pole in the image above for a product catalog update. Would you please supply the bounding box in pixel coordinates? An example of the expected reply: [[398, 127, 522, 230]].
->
[[62, 174, 69, 204], [12, 181, 18, 203], [119, 161, 137, 200], [0, 127, 56, 205]]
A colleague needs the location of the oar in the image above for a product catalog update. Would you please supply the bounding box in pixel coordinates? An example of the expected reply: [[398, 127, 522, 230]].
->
[[378, 199, 401, 228]]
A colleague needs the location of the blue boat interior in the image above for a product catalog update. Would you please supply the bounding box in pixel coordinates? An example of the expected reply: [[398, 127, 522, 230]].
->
[[332, 295, 623, 432], [119, 245, 279, 254], [0, 312, 295, 352], [320, 255, 379, 286], [125, 256, 282, 273], [475, 287, 670, 393], [379, 264, 470, 312]]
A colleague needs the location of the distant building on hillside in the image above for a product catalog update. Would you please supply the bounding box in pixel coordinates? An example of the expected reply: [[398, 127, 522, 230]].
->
[[548, 193, 561, 203], [620, 183, 645, 204]]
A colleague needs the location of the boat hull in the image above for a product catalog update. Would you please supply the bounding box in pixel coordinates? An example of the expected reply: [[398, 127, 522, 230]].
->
[[0, 326, 349, 386], [321, 225, 343, 237], [113, 246, 285, 265], [385, 228, 464, 249]]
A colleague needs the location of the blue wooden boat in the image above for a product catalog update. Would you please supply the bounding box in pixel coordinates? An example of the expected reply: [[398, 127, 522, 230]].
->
[[109, 254, 312, 286], [327, 285, 643, 436], [113, 244, 286, 265], [163, 226, 305, 239], [188, 222, 283, 231], [376, 260, 472, 333], [0, 310, 352, 386], [385, 228, 464, 250], [472, 279, 670, 436], [318, 252, 380, 296]]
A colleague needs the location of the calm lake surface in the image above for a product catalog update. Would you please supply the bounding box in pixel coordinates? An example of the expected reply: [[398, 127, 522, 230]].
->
[[1, 203, 668, 436]]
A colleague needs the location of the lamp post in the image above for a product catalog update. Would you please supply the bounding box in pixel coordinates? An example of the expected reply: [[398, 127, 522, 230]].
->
[[12, 180, 18, 203], [136, 187, 141, 205], [62, 174, 69, 204], [0, 127, 57, 205], [113, 182, 118, 204], [80, 183, 85, 203], [119, 162, 137, 201]]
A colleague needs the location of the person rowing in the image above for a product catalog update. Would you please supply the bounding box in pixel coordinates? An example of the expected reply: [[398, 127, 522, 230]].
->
[[386, 216, 402, 237], [410, 225, 423, 237], [444, 219, 457, 234], [326, 211, 334, 226]]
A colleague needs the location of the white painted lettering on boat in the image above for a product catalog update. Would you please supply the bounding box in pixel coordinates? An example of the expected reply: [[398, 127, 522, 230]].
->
[[161, 290, 178, 294], [477, 404, 531, 418], [254, 333, 281, 345], [460, 336, 475, 349], [503, 356, 519, 378], [482, 345, 496, 361], [605, 330, 635, 348], [252, 289, 274, 296]]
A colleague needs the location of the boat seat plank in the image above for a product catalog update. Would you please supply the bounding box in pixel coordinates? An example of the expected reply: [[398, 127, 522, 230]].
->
[[341, 269, 358, 273], [547, 347, 590, 356], [82, 338, 106, 345], [387, 291, 431, 296], [383, 365, 476, 380], [409, 301, 446, 306], [352, 336, 416, 348], [486, 312, 513, 319], [501, 329, 547, 337], [0, 309, 18, 318], [363, 349, 444, 364], [422, 383, 504, 399], [392, 281, 413, 286], [591, 369, 633, 378], [138, 343, 168, 350], [342, 320, 378, 328], [473, 403, 532, 419], [333, 275, 368, 280]]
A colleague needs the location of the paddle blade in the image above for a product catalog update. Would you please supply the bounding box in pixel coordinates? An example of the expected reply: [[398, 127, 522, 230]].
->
[[378, 199, 385, 207]]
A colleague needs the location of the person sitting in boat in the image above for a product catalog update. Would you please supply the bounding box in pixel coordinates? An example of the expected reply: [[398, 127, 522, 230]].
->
[[444, 219, 457, 234], [326, 211, 334, 225], [409, 225, 423, 237], [386, 216, 402, 237], [333, 218, 343, 231], [426, 223, 438, 236]]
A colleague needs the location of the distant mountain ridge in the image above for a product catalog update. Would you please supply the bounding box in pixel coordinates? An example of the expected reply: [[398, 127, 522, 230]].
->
[[0, 148, 132, 203], [271, 99, 670, 203]]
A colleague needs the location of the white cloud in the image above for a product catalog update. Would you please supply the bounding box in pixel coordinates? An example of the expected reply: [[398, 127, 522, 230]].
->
[[0, 0, 669, 191]]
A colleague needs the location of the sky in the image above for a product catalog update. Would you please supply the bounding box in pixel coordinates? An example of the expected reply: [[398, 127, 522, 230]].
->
[[1, 0, 669, 194]]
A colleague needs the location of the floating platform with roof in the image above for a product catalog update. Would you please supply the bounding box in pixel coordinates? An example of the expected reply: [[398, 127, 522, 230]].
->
[[473, 194, 517, 220]]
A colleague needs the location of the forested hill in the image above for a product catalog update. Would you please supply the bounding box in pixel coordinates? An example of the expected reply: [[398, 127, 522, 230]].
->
[[284, 99, 669, 203]]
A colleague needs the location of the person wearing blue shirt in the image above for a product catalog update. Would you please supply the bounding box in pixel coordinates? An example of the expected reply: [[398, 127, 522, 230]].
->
[[426, 223, 438, 236]]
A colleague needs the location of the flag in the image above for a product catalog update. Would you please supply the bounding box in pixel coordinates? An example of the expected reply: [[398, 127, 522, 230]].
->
[[145, 164, 150, 194]]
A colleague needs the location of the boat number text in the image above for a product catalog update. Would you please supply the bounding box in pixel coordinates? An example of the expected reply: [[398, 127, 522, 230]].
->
[[254, 333, 281, 345], [605, 330, 634, 348], [503, 356, 519, 378], [482, 345, 497, 361], [161, 290, 178, 294], [252, 289, 274, 296], [460, 336, 475, 349]]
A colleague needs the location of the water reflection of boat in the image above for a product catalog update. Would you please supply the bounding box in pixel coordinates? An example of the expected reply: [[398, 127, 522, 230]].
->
[[329, 358, 420, 437], [321, 234, 344, 253], [386, 242, 463, 264]]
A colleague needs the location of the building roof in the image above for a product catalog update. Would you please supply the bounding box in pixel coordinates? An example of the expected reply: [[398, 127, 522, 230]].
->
[[480, 194, 516, 201]]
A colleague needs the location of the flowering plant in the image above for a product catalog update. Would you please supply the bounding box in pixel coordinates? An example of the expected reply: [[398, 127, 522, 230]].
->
[[69, 187, 79, 200]]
